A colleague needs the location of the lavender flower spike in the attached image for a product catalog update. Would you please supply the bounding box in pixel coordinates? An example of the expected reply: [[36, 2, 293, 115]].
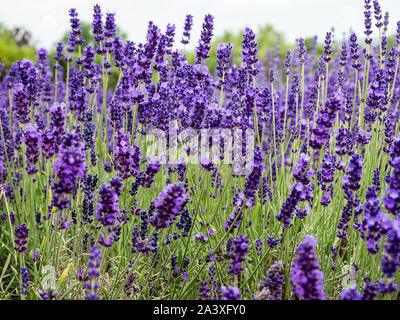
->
[[290, 235, 326, 300], [85, 245, 102, 300], [150, 184, 186, 229], [220, 286, 241, 300]]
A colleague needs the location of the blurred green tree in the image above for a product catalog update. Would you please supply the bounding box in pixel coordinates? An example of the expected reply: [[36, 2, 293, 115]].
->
[[0, 23, 36, 69]]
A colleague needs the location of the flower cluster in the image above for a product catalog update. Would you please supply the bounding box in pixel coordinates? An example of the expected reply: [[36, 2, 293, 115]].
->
[[195, 14, 214, 64], [228, 234, 249, 275], [253, 261, 284, 300], [85, 245, 102, 300], [384, 155, 400, 216], [150, 184, 186, 229], [52, 133, 86, 210], [95, 182, 120, 227], [290, 235, 326, 300], [14, 223, 29, 254], [114, 129, 142, 180], [2, 1, 400, 301], [220, 286, 241, 300]]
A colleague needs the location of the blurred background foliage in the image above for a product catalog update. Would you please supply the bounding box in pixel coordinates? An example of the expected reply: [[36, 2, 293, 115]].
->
[[0, 23, 36, 68]]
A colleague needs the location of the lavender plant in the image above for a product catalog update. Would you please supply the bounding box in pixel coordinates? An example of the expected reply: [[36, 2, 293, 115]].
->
[[1, 1, 400, 301]]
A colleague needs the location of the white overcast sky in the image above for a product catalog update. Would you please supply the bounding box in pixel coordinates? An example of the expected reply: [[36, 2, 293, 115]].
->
[[1, 0, 400, 50]]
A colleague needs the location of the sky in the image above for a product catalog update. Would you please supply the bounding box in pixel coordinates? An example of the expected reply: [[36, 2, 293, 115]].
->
[[1, 0, 400, 50]]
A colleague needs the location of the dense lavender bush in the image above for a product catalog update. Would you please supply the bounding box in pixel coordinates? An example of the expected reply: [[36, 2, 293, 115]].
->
[[1, 0, 400, 301]]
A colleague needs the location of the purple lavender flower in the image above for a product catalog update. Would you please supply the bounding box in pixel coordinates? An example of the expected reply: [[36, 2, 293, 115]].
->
[[317, 154, 336, 206], [216, 43, 233, 88], [92, 4, 105, 47], [290, 235, 326, 300], [123, 272, 137, 297], [337, 43, 348, 87], [383, 156, 400, 216], [67, 8, 84, 54], [241, 28, 258, 82], [293, 153, 314, 185], [109, 176, 122, 197], [349, 33, 361, 70], [276, 153, 313, 228], [377, 279, 398, 295], [381, 219, 400, 278], [23, 124, 39, 175], [396, 21, 400, 46], [276, 183, 308, 228], [52, 133, 86, 210], [54, 42, 64, 66], [284, 50, 292, 75], [267, 236, 280, 249], [342, 154, 363, 192], [243, 145, 264, 207], [335, 128, 354, 156], [195, 232, 208, 243], [14, 223, 29, 254], [195, 14, 214, 64], [114, 129, 142, 180], [364, 69, 388, 124], [220, 286, 241, 300], [258, 176, 271, 205], [39, 129, 57, 160], [364, 0, 373, 44], [207, 263, 219, 299], [104, 161, 112, 173], [131, 227, 148, 254], [361, 186, 386, 254], [297, 37, 306, 63], [223, 197, 245, 233], [362, 277, 379, 300], [310, 92, 343, 150], [38, 288, 59, 300], [95, 182, 119, 227], [81, 46, 97, 89], [141, 158, 161, 188], [199, 155, 216, 172], [254, 261, 284, 300], [30, 249, 40, 263], [139, 206, 150, 240], [150, 184, 186, 229], [255, 238, 263, 257], [170, 254, 181, 278], [12, 83, 30, 124], [228, 234, 249, 275], [199, 281, 210, 300], [337, 190, 360, 240], [112, 37, 125, 69], [85, 245, 102, 300], [154, 24, 176, 73], [50, 102, 66, 144], [20, 267, 29, 295], [373, 0, 383, 28], [323, 32, 332, 62], [133, 22, 159, 83], [181, 14, 193, 45], [341, 286, 362, 300], [104, 12, 116, 38]]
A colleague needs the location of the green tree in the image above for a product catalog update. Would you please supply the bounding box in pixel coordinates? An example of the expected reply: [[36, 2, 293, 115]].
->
[[0, 23, 36, 69]]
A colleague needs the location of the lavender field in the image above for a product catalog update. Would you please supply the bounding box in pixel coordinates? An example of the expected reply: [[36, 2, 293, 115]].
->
[[0, 0, 400, 300]]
